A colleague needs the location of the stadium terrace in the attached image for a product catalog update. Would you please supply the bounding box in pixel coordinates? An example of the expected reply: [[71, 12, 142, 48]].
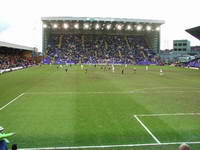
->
[[0, 41, 38, 73], [42, 17, 164, 65]]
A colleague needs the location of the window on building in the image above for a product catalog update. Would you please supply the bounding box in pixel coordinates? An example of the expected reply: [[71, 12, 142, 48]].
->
[[174, 43, 177, 46], [174, 48, 177, 51], [183, 43, 187, 46], [178, 43, 182, 46], [183, 48, 186, 51], [179, 48, 181, 51]]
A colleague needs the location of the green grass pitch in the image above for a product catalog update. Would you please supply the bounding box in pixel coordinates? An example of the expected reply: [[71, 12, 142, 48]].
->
[[0, 65, 200, 150]]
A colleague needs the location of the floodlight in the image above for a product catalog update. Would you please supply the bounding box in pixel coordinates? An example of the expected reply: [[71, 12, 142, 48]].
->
[[136, 25, 142, 31], [84, 23, 89, 29], [146, 25, 151, 31], [156, 27, 160, 31], [43, 24, 47, 28], [127, 25, 132, 30], [63, 23, 69, 29], [74, 23, 79, 29], [95, 24, 100, 30], [116, 24, 122, 30], [106, 24, 111, 30], [53, 24, 58, 29]]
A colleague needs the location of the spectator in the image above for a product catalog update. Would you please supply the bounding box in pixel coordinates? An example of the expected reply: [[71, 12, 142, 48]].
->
[[0, 126, 16, 150], [43, 34, 159, 65], [12, 144, 18, 150], [0, 53, 34, 70], [178, 143, 191, 150]]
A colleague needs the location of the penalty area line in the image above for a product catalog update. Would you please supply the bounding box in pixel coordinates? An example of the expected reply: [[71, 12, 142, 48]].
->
[[136, 112, 200, 117], [19, 141, 200, 150], [0, 93, 25, 111], [134, 115, 161, 144]]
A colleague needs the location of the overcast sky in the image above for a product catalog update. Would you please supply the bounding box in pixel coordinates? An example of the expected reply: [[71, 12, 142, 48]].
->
[[0, 0, 199, 51]]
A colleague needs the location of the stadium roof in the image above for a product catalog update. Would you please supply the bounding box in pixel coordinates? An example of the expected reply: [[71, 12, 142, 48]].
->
[[0, 41, 35, 51], [42, 16, 165, 24], [186, 26, 200, 41]]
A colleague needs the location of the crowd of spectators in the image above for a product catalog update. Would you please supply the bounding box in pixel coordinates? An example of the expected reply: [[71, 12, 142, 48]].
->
[[0, 54, 34, 70], [44, 34, 161, 65], [186, 58, 200, 68]]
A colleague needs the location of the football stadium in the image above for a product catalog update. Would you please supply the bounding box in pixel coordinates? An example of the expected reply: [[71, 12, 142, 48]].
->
[[0, 16, 200, 150]]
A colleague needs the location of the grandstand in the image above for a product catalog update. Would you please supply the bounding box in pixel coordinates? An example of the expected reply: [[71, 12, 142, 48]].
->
[[0, 41, 38, 73], [42, 17, 164, 65], [185, 26, 200, 68]]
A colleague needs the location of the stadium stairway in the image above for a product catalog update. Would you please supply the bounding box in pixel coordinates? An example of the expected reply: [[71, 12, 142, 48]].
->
[[105, 40, 108, 49], [118, 50, 122, 58], [82, 35, 85, 49], [58, 35, 63, 48], [141, 50, 147, 58], [125, 36, 131, 50]]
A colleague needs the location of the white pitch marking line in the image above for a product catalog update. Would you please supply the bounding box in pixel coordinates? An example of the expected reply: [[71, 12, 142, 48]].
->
[[25, 90, 200, 95], [19, 141, 200, 150], [134, 115, 161, 144], [0, 93, 25, 111], [137, 112, 200, 117], [24, 85, 200, 95]]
